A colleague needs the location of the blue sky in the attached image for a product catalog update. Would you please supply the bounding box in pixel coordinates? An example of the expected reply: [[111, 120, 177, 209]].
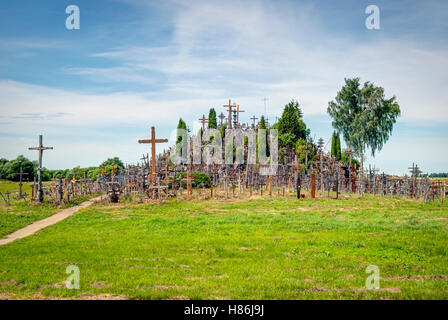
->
[[0, 0, 447, 174]]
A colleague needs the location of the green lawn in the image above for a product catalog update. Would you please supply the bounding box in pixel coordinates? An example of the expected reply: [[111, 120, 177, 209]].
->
[[0, 180, 35, 198], [0, 195, 447, 300], [0, 195, 100, 238]]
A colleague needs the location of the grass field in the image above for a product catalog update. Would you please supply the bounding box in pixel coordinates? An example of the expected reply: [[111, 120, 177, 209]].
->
[[0, 194, 447, 300], [0, 180, 35, 197], [0, 195, 100, 238]]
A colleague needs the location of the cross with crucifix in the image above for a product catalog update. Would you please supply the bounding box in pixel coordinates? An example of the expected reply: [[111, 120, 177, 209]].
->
[[198, 114, 208, 131], [223, 99, 235, 129], [138, 126, 168, 175], [28, 135, 53, 202], [12, 166, 29, 198], [219, 112, 226, 127]]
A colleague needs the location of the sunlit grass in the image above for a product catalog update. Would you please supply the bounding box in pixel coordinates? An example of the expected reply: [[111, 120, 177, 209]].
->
[[0, 194, 447, 299]]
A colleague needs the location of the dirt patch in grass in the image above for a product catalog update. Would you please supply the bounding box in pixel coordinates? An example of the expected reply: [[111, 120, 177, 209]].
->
[[152, 284, 184, 291], [167, 295, 190, 300], [384, 274, 448, 281], [91, 281, 109, 289], [0, 279, 16, 287], [76, 293, 127, 300]]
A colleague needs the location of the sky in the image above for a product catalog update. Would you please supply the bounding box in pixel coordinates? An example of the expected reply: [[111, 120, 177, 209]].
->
[[0, 0, 447, 175]]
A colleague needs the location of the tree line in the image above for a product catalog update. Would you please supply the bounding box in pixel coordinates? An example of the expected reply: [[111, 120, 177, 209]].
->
[[0, 156, 125, 182]]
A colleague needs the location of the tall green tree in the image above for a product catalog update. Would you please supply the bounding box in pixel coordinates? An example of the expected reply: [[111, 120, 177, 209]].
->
[[335, 133, 342, 161], [327, 78, 400, 168], [331, 132, 336, 158], [5, 155, 35, 181], [277, 100, 309, 149], [208, 108, 217, 129]]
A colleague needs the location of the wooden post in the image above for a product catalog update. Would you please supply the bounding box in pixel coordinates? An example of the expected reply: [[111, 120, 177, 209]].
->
[[311, 173, 316, 198], [28, 135, 53, 202], [268, 175, 272, 197]]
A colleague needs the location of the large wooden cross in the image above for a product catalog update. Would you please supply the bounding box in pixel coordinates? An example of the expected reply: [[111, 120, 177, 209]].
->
[[28, 135, 53, 202], [198, 114, 208, 131], [236, 104, 245, 126], [223, 99, 235, 129], [138, 126, 168, 174]]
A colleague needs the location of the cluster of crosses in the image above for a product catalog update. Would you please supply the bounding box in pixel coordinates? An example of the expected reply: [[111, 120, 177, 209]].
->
[[6, 101, 445, 205]]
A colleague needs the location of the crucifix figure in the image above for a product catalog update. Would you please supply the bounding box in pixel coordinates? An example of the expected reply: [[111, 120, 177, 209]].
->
[[138, 126, 168, 175], [223, 99, 235, 129], [12, 166, 29, 198], [219, 112, 226, 127], [198, 114, 208, 131], [250, 115, 258, 128], [28, 135, 53, 202]]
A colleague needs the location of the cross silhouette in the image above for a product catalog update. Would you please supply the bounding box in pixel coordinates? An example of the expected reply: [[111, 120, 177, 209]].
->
[[138, 126, 168, 174], [250, 115, 258, 127]]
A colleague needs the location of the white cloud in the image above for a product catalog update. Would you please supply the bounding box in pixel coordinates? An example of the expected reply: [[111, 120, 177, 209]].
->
[[1, 0, 447, 170]]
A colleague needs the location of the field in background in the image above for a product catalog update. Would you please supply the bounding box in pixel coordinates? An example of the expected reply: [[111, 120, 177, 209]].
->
[[0, 195, 447, 300]]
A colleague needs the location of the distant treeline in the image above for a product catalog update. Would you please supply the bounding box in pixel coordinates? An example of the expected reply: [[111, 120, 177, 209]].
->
[[421, 173, 448, 178], [0, 156, 124, 182]]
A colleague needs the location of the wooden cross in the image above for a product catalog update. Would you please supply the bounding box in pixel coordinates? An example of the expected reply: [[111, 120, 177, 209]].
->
[[198, 114, 208, 131], [236, 104, 245, 126], [250, 115, 258, 128], [12, 166, 29, 198], [223, 99, 235, 129], [28, 135, 53, 202], [138, 126, 168, 175]]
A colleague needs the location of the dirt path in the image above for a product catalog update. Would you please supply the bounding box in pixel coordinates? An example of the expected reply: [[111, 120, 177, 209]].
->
[[0, 196, 104, 246]]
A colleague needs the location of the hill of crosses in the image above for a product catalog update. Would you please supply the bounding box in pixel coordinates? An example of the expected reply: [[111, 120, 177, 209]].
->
[[2, 98, 445, 206]]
